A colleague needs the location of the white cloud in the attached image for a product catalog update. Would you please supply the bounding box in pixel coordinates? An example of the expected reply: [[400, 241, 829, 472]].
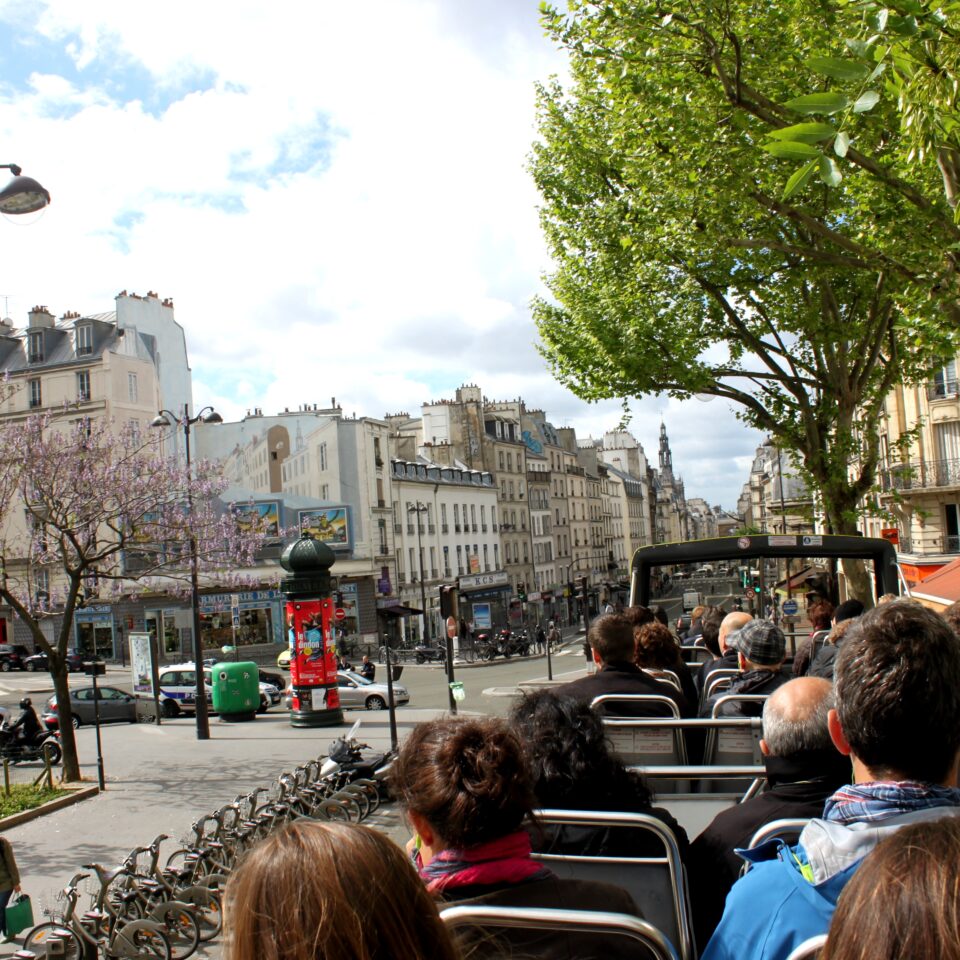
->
[[0, 0, 760, 507]]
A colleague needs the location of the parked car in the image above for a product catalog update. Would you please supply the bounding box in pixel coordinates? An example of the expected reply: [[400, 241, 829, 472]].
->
[[42, 686, 138, 728], [157, 663, 274, 718], [336, 670, 409, 711], [23, 651, 86, 673], [276, 648, 293, 670], [0, 644, 31, 672], [258, 669, 286, 691]]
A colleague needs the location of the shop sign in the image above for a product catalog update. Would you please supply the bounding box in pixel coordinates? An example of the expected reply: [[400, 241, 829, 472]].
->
[[459, 570, 510, 591]]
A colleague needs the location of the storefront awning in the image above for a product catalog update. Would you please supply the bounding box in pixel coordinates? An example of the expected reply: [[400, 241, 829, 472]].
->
[[376, 604, 423, 618]]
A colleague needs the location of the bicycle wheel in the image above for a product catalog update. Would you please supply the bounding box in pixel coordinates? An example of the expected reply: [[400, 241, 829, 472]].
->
[[152, 904, 200, 960], [176, 887, 222, 942], [22, 921, 84, 960], [117, 920, 172, 960]]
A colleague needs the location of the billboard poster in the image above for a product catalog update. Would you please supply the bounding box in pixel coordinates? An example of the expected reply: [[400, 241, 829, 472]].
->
[[232, 501, 281, 537], [298, 507, 349, 547], [472, 602, 492, 629], [129, 632, 154, 696], [286, 599, 339, 708]]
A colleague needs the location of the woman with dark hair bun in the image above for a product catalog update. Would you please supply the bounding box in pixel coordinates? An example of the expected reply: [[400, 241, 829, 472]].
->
[[393, 715, 642, 959], [509, 689, 689, 860]]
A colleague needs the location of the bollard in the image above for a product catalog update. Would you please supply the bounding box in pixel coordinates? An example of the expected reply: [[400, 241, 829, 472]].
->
[[3, 758, 9, 796]]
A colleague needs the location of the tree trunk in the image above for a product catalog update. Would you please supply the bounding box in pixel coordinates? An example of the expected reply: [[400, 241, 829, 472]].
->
[[50, 662, 81, 782], [824, 495, 876, 608]]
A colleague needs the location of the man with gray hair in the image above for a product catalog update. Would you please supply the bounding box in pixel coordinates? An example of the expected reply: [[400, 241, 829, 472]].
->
[[696, 610, 752, 699], [687, 677, 850, 946]]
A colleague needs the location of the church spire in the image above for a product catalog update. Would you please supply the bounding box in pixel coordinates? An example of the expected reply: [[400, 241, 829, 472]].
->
[[659, 421, 673, 475]]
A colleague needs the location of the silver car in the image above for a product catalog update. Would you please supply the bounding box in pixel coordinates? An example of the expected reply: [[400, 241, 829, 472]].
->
[[336, 671, 409, 710]]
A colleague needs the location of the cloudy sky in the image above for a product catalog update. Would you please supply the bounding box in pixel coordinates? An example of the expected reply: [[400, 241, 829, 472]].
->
[[0, 0, 761, 508]]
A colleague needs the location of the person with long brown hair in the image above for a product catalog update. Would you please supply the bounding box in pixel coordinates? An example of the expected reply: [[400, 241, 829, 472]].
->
[[224, 820, 459, 960], [822, 816, 960, 960], [393, 714, 641, 958]]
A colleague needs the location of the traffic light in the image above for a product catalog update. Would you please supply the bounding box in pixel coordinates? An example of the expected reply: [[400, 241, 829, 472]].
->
[[574, 576, 588, 598], [517, 582, 527, 602], [751, 574, 761, 595]]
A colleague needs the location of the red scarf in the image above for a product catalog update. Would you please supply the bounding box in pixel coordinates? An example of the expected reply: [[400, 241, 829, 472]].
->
[[414, 829, 553, 894]]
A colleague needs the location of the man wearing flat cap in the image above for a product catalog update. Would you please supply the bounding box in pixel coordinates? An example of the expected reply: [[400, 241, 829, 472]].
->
[[700, 619, 791, 718]]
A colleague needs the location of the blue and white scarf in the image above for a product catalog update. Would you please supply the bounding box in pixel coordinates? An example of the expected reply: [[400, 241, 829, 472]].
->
[[823, 781, 960, 826]]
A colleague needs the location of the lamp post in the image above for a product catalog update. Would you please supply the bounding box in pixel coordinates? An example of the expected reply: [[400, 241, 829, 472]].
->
[[407, 502, 430, 643], [0, 165, 50, 214], [151, 404, 223, 741]]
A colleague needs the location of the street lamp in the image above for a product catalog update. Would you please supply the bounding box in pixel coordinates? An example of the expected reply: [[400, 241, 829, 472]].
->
[[407, 502, 430, 643], [151, 404, 223, 741], [0, 165, 50, 215]]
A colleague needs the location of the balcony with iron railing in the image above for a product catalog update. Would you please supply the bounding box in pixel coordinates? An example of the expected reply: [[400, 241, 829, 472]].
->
[[880, 459, 960, 492]]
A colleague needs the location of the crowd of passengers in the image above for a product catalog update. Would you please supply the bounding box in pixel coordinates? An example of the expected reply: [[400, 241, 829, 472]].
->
[[221, 596, 960, 960]]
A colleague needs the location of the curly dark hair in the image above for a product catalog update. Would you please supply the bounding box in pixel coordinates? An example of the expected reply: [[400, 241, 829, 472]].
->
[[508, 689, 653, 810], [392, 716, 535, 848], [634, 622, 684, 672], [808, 599, 835, 631]]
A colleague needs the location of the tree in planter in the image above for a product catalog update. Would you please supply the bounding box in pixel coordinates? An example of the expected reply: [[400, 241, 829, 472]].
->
[[532, 1, 960, 577], [0, 415, 266, 782]]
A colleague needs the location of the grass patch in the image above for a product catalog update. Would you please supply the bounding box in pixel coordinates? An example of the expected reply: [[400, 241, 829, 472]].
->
[[0, 785, 68, 817]]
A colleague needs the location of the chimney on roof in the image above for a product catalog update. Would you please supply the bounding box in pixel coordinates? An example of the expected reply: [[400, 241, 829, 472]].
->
[[28, 306, 54, 329]]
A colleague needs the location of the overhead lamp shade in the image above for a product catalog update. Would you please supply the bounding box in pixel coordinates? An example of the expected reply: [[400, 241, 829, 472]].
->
[[201, 410, 223, 424], [150, 414, 172, 428], [0, 175, 51, 215]]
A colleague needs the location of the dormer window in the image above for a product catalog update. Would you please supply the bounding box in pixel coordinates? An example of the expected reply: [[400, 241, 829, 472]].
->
[[76, 324, 93, 356], [28, 331, 43, 363]]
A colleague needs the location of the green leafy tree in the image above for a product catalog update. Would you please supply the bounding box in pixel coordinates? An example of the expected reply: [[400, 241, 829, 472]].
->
[[532, 0, 960, 558]]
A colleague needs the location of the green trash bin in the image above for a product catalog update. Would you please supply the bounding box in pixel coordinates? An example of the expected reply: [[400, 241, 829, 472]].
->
[[210, 661, 259, 722]]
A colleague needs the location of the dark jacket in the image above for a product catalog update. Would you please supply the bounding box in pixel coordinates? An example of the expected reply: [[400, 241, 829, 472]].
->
[[686, 751, 850, 947], [359, 661, 375, 681], [10, 707, 40, 741], [700, 667, 791, 718], [443, 875, 642, 960], [560, 661, 692, 718], [792, 630, 830, 677], [807, 642, 841, 681], [0, 837, 19, 892], [696, 648, 740, 700]]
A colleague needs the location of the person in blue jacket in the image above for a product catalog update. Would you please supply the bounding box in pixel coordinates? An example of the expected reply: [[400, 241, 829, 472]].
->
[[702, 600, 960, 960]]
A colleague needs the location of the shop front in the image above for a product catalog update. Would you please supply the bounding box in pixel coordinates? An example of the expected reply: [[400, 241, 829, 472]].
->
[[75, 606, 116, 658], [458, 570, 512, 633], [198, 590, 284, 653]]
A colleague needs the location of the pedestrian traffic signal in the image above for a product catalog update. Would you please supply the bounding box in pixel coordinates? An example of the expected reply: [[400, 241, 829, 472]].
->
[[752, 574, 761, 595], [517, 582, 527, 602]]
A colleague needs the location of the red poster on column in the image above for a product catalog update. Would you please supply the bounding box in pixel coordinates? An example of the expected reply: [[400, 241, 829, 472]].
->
[[287, 599, 339, 708]]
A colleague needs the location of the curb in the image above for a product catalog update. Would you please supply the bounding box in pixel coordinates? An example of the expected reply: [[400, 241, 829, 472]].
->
[[0, 784, 100, 831]]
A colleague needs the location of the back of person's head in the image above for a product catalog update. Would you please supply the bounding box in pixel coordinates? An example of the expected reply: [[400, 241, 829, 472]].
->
[[623, 605, 655, 629], [877, 592, 899, 605], [761, 677, 835, 757], [736, 619, 786, 669], [944, 598, 960, 635], [833, 598, 865, 623], [393, 715, 534, 848], [836, 602, 960, 783], [509, 689, 651, 810], [652, 605, 669, 626], [690, 605, 705, 622], [827, 617, 855, 646], [588, 613, 635, 663], [808, 599, 835, 631], [224, 820, 459, 960], [719, 611, 752, 653], [700, 617, 721, 656], [634, 621, 682, 670], [822, 817, 960, 960]]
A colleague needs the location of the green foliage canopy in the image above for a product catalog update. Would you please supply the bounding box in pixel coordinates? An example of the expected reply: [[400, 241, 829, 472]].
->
[[532, 0, 960, 533]]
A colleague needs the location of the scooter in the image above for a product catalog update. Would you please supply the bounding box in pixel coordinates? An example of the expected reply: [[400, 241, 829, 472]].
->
[[413, 642, 447, 664], [0, 723, 62, 764], [320, 720, 395, 799]]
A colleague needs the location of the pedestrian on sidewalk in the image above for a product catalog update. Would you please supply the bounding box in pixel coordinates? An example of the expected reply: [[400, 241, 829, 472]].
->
[[0, 834, 22, 942], [547, 621, 560, 652], [535, 623, 546, 654]]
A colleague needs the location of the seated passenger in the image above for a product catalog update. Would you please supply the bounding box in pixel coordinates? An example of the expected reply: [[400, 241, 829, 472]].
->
[[687, 677, 849, 946], [224, 820, 460, 960], [509, 688, 689, 859], [821, 816, 960, 960], [806, 617, 856, 682], [393, 714, 641, 960], [634, 621, 698, 707], [559, 613, 691, 717], [792, 600, 834, 677], [702, 602, 960, 960], [696, 611, 751, 699], [700, 620, 790, 718]]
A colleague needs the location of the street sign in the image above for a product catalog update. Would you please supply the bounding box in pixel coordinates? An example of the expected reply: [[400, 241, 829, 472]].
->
[[782, 599, 799, 617], [333, 608, 347, 621]]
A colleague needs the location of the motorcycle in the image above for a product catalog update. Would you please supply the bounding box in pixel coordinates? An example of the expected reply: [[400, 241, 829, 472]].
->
[[413, 642, 447, 665], [0, 723, 62, 764], [320, 720, 395, 799]]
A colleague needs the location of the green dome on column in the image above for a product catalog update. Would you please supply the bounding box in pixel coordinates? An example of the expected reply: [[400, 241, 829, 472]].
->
[[280, 533, 335, 574]]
